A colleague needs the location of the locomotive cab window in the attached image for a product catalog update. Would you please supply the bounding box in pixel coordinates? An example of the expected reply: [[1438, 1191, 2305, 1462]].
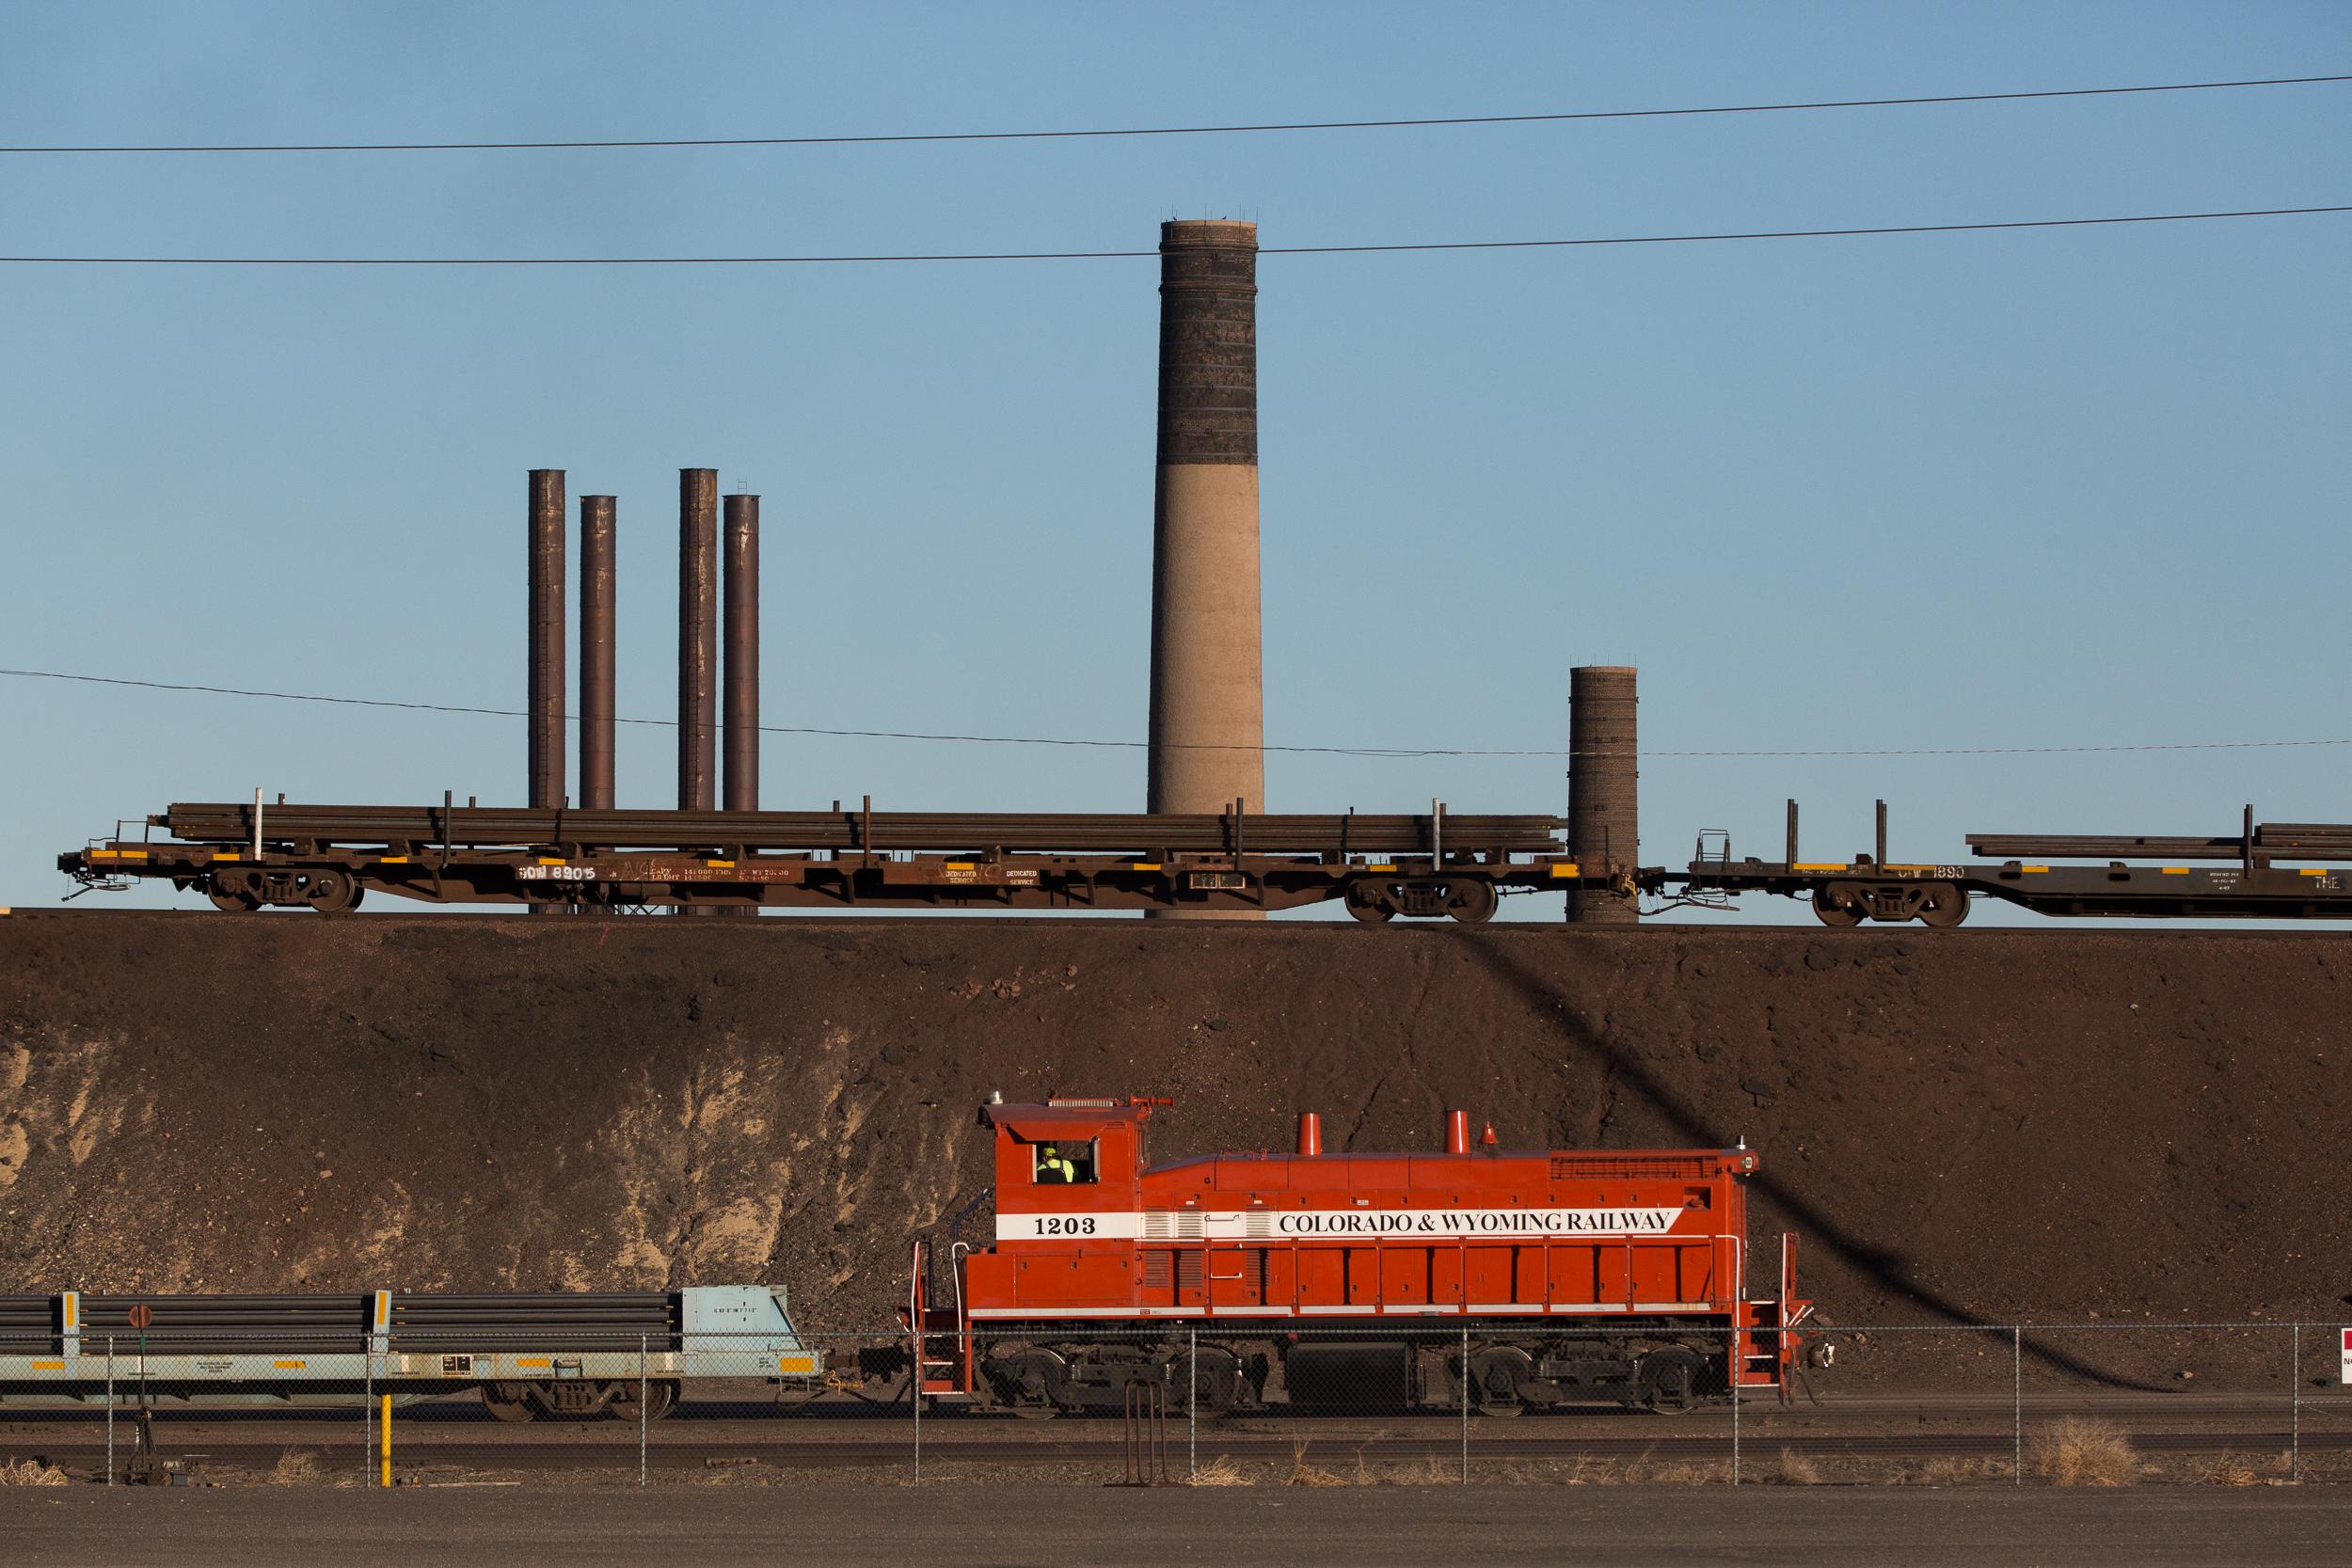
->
[[1032, 1140, 1098, 1184]]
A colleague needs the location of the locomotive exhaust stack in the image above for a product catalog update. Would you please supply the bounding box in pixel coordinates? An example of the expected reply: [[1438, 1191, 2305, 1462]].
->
[[1445, 1109, 1470, 1155], [1295, 1112, 1321, 1157]]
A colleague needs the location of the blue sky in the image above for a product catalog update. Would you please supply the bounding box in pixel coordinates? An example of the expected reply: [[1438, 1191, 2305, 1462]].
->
[[3, 2, 2346, 921]]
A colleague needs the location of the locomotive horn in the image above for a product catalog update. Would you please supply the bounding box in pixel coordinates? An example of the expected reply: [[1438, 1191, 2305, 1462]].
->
[[1295, 1112, 1322, 1157], [1445, 1110, 1470, 1155]]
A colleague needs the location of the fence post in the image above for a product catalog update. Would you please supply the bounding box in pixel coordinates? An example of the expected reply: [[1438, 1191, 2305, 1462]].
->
[[1730, 1328, 1740, 1487], [2291, 1323, 2300, 1484], [104, 1337, 114, 1486], [1188, 1328, 1198, 1480], [639, 1333, 648, 1488], [1459, 1325, 1469, 1485], [2011, 1325, 2023, 1485]]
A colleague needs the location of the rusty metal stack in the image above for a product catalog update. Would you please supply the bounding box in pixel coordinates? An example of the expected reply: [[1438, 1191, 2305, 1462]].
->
[[1566, 665, 1639, 924]]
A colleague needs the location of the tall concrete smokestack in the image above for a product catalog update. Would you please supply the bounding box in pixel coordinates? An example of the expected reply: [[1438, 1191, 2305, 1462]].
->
[[526, 469, 566, 812], [1566, 665, 1639, 925], [579, 495, 617, 812], [723, 493, 760, 814], [678, 468, 719, 815], [1149, 219, 1263, 918]]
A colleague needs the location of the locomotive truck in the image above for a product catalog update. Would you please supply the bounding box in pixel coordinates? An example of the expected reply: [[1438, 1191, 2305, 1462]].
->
[[910, 1095, 1816, 1416]]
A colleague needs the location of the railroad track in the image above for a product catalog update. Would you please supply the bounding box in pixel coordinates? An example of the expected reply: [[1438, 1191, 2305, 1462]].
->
[[8, 1427, 2344, 1471]]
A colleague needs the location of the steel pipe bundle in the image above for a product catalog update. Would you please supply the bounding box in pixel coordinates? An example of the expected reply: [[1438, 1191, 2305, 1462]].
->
[[159, 801, 1567, 856], [1968, 823, 2352, 863]]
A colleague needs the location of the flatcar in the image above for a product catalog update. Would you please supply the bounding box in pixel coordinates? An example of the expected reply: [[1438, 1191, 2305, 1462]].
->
[[0, 1286, 817, 1420], [908, 1096, 1818, 1416]]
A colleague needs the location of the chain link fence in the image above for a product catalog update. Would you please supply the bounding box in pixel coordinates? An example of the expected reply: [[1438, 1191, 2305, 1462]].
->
[[2, 1323, 2344, 1488]]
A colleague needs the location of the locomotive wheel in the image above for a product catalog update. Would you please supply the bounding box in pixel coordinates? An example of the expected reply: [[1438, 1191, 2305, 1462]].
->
[[1180, 1345, 1242, 1414], [482, 1383, 537, 1423], [1917, 882, 1970, 928], [1344, 885, 1395, 924], [1468, 1346, 1534, 1416], [999, 1347, 1069, 1418], [1445, 879, 1499, 926], [1638, 1350, 1702, 1415], [1810, 888, 1865, 928]]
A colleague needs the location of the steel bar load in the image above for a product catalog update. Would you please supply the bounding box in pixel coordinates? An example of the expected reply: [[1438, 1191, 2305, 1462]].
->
[[0, 1286, 815, 1421], [1966, 822, 2352, 863], [152, 801, 1570, 857], [1665, 800, 2352, 927], [66, 799, 1632, 921]]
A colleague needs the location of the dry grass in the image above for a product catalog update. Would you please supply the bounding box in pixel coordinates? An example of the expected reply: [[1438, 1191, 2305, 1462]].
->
[[2185, 1451, 2288, 1487], [1771, 1449, 1823, 1485], [1188, 1454, 1252, 1487], [1282, 1440, 1348, 1488], [2028, 1418, 2140, 1486], [267, 1449, 327, 1486], [1906, 1456, 2008, 1487], [0, 1457, 70, 1487]]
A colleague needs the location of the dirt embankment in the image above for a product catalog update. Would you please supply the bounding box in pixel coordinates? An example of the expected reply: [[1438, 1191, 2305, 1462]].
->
[[1, 913, 2344, 1358]]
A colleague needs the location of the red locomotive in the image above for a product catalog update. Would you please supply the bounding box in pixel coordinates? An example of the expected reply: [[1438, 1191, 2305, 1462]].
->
[[909, 1095, 1817, 1415]]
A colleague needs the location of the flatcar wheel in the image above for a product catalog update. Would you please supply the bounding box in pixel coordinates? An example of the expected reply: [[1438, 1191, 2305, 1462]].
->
[[611, 1379, 678, 1421], [206, 885, 261, 913], [1445, 880, 1499, 926], [1344, 886, 1395, 924], [482, 1384, 537, 1423], [1810, 888, 1865, 928], [301, 870, 360, 915], [1917, 882, 1969, 928]]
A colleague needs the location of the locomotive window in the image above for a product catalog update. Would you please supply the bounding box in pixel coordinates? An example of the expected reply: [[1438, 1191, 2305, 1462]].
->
[[1033, 1139, 1098, 1185]]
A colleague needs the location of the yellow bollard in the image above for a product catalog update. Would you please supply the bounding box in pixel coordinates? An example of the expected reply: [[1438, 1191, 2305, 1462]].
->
[[380, 1394, 392, 1488]]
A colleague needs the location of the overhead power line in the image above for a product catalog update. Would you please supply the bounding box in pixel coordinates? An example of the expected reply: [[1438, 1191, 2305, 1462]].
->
[[2, 205, 2344, 267], [8, 666, 2349, 763], [3, 73, 2344, 154]]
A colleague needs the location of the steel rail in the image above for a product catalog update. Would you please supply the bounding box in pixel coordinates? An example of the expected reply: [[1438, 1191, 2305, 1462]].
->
[[156, 802, 1569, 855]]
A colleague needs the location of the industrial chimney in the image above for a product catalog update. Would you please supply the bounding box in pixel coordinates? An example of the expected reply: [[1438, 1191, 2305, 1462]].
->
[[1148, 219, 1264, 918], [579, 495, 617, 812], [526, 469, 566, 813], [723, 493, 760, 814], [677, 468, 719, 814], [1566, 665, 1639, 925]]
